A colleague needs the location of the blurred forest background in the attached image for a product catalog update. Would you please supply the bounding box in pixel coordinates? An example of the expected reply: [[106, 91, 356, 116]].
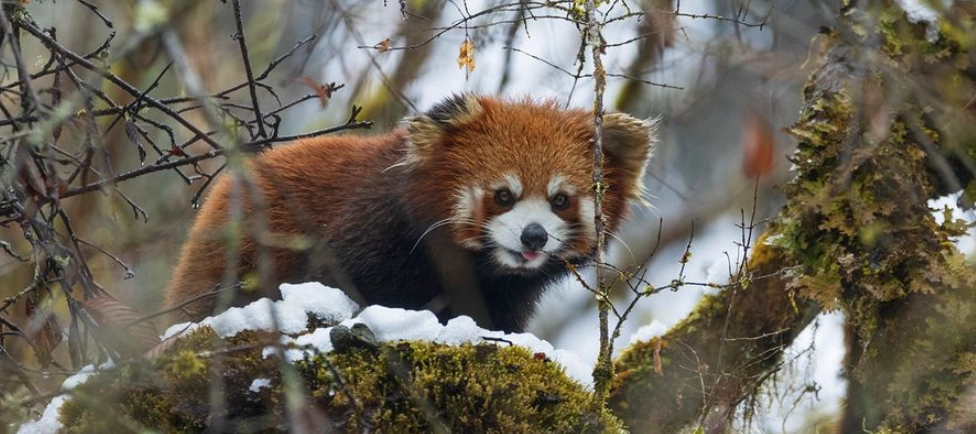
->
[[3, 0, 976, 432]]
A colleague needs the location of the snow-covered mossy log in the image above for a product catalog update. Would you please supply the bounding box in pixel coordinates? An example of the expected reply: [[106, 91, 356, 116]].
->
[[55, 325, 620, 433], [48, 284, 621, 433]]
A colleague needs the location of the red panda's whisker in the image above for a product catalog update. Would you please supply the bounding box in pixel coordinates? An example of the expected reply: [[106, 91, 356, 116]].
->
[[410, 218, 457, 253], [546, 231, 571, 244], [482, 239, 502, 249], [605, 231, 637, 264]]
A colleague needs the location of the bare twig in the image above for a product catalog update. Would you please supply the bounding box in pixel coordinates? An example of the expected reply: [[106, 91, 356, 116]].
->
[[17, 20, 225, 151], [230, 0, 267, 139], [61, 119, 372, 198], [585, 0, 613, 410]]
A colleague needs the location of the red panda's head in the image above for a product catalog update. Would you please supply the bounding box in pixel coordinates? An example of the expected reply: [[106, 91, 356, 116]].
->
[[402, 94, 654, 272]]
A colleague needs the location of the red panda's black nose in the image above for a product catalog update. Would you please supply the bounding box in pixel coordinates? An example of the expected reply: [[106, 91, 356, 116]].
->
[[520, 223, 548, 251]]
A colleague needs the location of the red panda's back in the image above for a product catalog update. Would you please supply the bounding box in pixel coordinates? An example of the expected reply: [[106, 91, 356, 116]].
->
[[165, 130, 409, 320]]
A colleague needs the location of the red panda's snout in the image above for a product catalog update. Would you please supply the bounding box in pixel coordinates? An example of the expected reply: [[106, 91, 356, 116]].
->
[[450, 172, 596, 272]]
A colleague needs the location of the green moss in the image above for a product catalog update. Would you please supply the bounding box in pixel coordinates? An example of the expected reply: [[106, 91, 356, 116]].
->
[[55, 326, 620, 433], [299, 341, 618, 433], [781, 21, 975, 328], [775, 3, 976, 431], [57, 327, 280, 433]]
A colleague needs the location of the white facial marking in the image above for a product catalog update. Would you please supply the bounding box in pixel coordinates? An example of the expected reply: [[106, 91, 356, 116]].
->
[[459, 239, 482, 249], [452, 186, 485, 248], [485, 198, 568, 269], [578, 197, 596, 242], [547, 174, 575, 197], [453, 186, 482, 219], [493, 248, 524, 268], [491, 173, 523, 197]]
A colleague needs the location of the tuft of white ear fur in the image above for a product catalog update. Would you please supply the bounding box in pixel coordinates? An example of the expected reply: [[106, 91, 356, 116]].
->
[[403, 94, 484, 167], [601, 113, 656, 205]]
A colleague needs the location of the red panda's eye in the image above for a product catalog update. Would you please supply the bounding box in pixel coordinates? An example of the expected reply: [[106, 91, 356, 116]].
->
[[494, 189, 515, 207], [551, 193, 569, 210]]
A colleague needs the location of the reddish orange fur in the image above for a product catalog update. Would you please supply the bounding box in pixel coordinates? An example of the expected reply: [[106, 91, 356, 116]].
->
[[166, 132, 408, 320], [166, 95, 653, 330]]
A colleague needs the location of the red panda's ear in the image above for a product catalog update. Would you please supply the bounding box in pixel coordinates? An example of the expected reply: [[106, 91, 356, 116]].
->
[[601, 113, 656, 203], [404, 94, 484, 166]]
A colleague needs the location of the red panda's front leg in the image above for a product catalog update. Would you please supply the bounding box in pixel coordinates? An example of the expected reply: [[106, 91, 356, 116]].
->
[[165, 173, 294, 322]]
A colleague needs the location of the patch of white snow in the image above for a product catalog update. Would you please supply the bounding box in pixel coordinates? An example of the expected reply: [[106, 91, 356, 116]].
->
[[16, 364, 106, 434], [279, 282, 359, 323], [249, 378, 272, 393], [162, 283, 360, 339], [341, 306, 440, 342], [894, 0, 951, 40], [628, 320, 669, 346], [435, 316, 482, 345]]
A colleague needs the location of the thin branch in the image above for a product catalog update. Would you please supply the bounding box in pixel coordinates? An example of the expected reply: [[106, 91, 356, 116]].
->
[[506, 46, 683, 90], [62, 119, 373, 197], [585, 0, 613, 410], [231, 0, 266, 139], [17, 20, 225, 151]]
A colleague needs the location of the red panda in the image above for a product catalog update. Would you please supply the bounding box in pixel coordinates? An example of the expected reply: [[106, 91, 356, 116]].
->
[[165, 95, 653, 333]]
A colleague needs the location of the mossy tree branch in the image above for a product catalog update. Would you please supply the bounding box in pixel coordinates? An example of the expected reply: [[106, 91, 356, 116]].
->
[[609, 241, 820, 433], [613, 2, 976, 432], [783, 2, 976, 431]]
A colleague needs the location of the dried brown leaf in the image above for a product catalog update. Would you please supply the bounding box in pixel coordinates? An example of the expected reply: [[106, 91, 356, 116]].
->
[[26, 297, 63, 368], [742, 113, 775, 179], [124, 118, 147, 164], [296, 76, 335, 108], [373, 38, 391, 53], [82, 296, 159, 358], [143, 326, 192, 359], [458, 38, 475, 75], [35, 316, 62, 367], [18, 159, 46, 201]]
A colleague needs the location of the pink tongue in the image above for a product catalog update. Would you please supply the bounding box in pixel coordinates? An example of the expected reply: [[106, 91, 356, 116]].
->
[[521, 251, 540, 261]]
